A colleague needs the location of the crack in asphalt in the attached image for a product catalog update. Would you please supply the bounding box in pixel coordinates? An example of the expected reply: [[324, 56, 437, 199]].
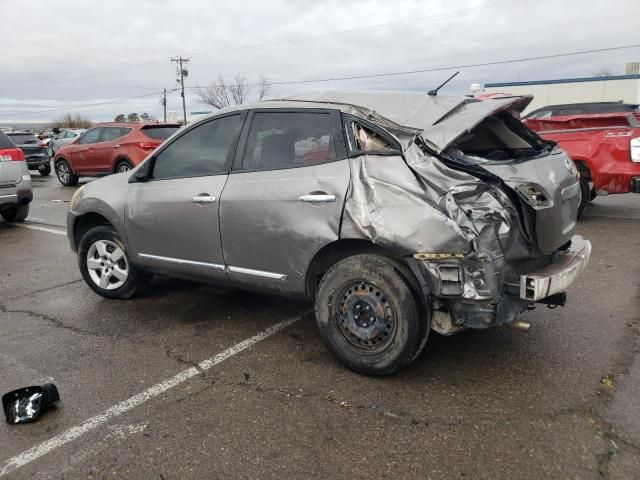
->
[[1, 278, 84, 302], [0, 304, 156, 350]]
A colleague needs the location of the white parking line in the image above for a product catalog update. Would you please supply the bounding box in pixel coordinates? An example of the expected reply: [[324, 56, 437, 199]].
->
[[8, 222, 66, 236], [0, 314, 305, 478]]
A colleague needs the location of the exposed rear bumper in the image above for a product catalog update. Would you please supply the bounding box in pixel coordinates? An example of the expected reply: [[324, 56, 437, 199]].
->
[[519, 235, 591, 301]]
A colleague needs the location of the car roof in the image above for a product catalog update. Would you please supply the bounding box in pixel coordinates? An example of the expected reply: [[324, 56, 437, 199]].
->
[[197, 90, 472, 133]]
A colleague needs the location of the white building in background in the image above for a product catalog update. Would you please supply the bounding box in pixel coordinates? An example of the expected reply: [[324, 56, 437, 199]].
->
[[482, 73, 640, 115]]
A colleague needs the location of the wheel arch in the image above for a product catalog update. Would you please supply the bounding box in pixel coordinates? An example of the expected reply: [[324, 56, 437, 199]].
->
[[73, 212, 114, 249], [54, 156, 74, 173], [113, 156, 132, 173], [305, 238, 417, 298]]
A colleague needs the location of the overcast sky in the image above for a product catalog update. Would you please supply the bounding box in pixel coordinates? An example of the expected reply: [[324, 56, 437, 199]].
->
[[1, 0, 639, 123]]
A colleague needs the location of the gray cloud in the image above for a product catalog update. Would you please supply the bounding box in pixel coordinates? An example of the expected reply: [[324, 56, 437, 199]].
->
[[1, 0, 638, 122]]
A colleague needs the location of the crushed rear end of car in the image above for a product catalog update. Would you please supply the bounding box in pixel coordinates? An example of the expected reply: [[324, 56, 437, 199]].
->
[[297, 92, 591, 334]]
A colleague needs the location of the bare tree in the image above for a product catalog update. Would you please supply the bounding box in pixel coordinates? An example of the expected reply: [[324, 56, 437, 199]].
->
[[50, 113, 93, 129], [257, 75, 272, 101], [592, 68, 613, 77], [196, 75, 273, 109]]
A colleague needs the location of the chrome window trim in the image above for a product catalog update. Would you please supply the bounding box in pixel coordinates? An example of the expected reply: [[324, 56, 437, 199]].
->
[[227, 265, 287, 281], [138, 253, 225, 271]]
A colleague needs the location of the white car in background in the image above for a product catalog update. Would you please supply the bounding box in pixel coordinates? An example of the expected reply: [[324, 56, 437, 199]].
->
[[48, 128, 85, 157]]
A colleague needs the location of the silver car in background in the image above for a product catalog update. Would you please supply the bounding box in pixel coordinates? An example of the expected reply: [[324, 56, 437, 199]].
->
[[67, 91, 591, 376], [48, 128, 85, 157], [0, 130, 32, 221]]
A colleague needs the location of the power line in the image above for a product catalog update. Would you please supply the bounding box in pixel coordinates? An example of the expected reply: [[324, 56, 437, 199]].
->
[[3, 43, 639, 118], [0, 0, 531, 95], [1, 91, 164, 117], [186, 43, 640, 89]]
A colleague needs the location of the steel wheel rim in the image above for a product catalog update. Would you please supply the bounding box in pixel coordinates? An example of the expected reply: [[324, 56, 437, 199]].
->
[[334, 280, 398, 354], [57, 163, 70, 183], [86, 239, 129, 290], [118, 164, 130, 173]]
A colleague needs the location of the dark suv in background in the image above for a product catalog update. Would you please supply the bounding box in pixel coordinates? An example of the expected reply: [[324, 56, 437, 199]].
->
[[6, 131, 51, 176], [53, 122, 180, 186]]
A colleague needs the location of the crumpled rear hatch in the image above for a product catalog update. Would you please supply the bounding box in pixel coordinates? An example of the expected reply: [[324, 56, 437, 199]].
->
[[423, 95, 581, 254]]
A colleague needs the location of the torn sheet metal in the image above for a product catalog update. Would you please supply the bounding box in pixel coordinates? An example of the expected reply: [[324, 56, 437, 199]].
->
[[341, 142, 533, 309]]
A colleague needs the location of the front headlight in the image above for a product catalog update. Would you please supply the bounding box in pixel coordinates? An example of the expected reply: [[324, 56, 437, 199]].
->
[[70, 186, 84, 210]]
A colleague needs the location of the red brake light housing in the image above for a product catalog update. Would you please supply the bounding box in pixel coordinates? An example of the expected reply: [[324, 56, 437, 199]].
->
[[136, 142, 160, 151], [0, 148, 25, 162]]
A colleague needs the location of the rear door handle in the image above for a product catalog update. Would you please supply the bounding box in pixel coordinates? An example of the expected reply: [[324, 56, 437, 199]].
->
[[192, 195, 216, 204], [299, 194, 336, 203], [112, 145, 121, 148]]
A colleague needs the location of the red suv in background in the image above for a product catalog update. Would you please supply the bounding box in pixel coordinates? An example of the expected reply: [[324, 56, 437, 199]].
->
[[53, 122, 180, 186]]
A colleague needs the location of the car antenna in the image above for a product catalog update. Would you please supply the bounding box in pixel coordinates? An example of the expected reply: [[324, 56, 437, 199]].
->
[[427, 71, 460, 96]]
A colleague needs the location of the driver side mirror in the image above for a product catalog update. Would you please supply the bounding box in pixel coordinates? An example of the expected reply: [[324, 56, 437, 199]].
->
[[3, 384, 60, 424], [129, 161, 152, 183]]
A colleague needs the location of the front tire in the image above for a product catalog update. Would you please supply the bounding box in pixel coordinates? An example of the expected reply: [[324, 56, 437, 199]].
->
[[315, 254, 429, 376], [78, 225, 151, 299], [55, 159, 78, 186], [1, 204, 29, 222]]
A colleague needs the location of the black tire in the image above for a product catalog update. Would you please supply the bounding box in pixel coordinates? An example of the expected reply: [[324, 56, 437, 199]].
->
[[315, 254, 429, 376], [1, 204, 29, 222], [39, 162, 51, 176], [78, 225, 152, 299], [578, 175, 590, 218], [115, 160, 133, 174], [55, 159, 78, 186]]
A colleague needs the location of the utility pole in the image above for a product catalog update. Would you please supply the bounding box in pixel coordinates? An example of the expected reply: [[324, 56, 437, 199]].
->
[[171, 56, 190, 124], [162, 88, 167, 122]]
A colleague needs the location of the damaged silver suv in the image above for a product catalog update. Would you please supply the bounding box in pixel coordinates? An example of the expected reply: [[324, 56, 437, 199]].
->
[[67, 91, 591, 376]]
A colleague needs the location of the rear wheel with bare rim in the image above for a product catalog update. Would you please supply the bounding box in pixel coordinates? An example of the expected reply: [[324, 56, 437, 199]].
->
[[78, 225, 151, 299], [315, 254, 429, 376], [55, 159, 78, 186], [115, 160, 133, 174]]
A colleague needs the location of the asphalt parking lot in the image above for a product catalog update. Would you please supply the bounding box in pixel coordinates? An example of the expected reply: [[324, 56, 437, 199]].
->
[[1, 174, 639, 479]]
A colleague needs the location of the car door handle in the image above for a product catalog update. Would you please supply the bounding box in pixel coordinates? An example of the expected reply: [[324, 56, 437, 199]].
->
[[192, 195, 216, 204], [299, 194, 336, 203], [112, 145, 121, 148]]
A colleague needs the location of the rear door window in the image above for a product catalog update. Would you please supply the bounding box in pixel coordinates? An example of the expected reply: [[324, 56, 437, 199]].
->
[[141, 125, 180, 140], [101, 127, 131, 142], [241, 111, 338, 171], [152, 115, 242, 179]]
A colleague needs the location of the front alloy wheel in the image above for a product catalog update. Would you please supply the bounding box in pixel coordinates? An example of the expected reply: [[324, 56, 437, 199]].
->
[[86, 239, 129, 290], [78, 225, 151, 299]]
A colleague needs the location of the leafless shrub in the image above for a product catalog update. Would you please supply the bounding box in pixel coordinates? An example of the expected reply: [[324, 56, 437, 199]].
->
[[50, 113, 93, 129], [196, 75, 273, 109]]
